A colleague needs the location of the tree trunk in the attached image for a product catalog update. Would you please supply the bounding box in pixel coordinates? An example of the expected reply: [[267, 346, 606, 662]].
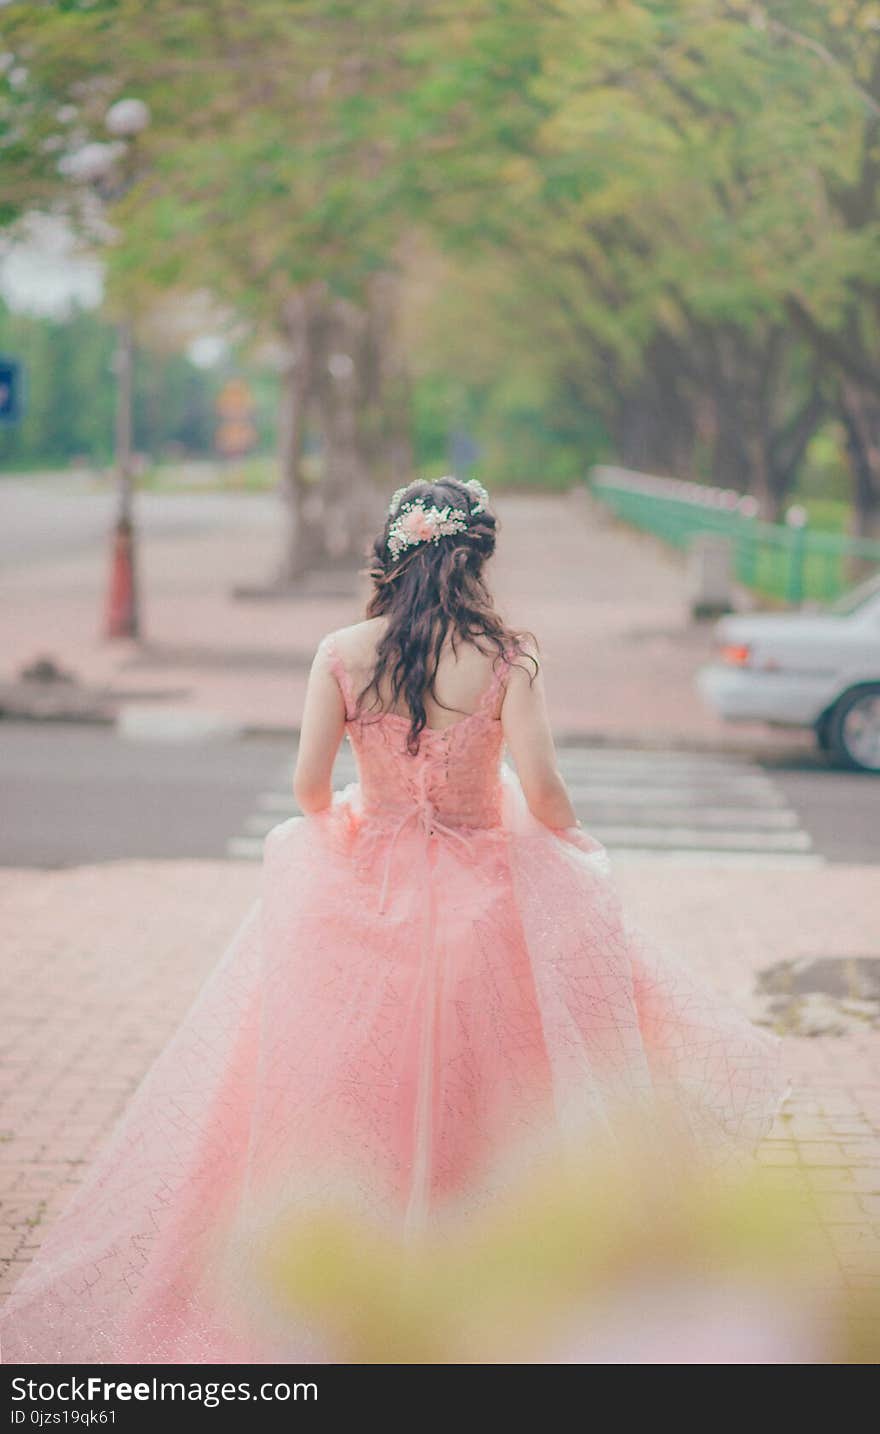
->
[[838, 379, 880, 541], [745, 429, 783, 521], [710, 420, 750, 492], [701, 325, 820, 520], [312, 294, 380, 561], [708, 389, 750, 492], [615, 360, 696, 477], [365, 271, 414, 487], [275, 277, 411, 573], [274, 287, 323, 584], [767, 381, 825, 518]]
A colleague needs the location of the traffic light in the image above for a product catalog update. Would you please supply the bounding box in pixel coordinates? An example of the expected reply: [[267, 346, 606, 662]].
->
[[0, 357, 24, 422]]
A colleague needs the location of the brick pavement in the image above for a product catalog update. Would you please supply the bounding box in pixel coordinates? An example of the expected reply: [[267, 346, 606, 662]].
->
[[1, 859, 877, 1313]]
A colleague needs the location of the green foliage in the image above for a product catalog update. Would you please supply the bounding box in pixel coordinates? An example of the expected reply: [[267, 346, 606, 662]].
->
[[0, 301, 272, 468], [796, 426, 852, 506], [2, 1, 880, 500], [0, 304, 115, 466]]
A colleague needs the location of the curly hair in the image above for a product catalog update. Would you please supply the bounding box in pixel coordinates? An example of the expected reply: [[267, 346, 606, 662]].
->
[[357, 476, 537, 754]]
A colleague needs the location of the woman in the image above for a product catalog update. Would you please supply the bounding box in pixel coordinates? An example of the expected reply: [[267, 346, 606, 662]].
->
[[0, 476, 784, 1364]]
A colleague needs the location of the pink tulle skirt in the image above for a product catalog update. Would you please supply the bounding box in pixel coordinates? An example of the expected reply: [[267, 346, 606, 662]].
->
[[0, 771, 783, 1363]]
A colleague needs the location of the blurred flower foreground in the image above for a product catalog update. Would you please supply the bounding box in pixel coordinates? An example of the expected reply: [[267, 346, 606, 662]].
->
[[232, 1107, 878, 1366]]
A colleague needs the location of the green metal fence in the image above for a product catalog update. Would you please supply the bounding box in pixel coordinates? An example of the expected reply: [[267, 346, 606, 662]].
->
[[589, 466, 880, 605]]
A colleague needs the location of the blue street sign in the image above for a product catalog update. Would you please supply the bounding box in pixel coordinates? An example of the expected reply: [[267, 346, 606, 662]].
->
[[0, 357, 24, 423]]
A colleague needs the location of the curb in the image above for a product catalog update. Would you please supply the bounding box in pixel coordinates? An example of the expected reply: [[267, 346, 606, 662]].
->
[[0, 704, 818, 763], [0, 685, 116, 726]]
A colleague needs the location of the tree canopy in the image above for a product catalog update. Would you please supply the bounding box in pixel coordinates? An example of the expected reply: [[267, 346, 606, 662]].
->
[[2, 1, 879, 540]]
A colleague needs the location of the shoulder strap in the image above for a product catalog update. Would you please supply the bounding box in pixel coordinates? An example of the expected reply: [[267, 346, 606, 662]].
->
[[322, 634, 357, 720], [477, 647, 514, 719]]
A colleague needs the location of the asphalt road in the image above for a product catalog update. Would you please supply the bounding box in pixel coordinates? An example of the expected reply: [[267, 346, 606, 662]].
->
[[0, 471, 277, 569], [0, 722, 290, 866], [0, 721, 876, 868]]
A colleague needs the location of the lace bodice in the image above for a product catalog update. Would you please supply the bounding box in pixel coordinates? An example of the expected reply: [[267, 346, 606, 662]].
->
[[323, 636, 509, 830]]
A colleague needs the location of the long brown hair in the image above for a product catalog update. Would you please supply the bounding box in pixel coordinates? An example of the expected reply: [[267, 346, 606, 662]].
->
[[358, 476, 536, 754]]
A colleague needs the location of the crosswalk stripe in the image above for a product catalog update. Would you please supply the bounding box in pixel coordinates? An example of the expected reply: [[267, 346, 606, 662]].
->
[[227, 835, 823, 868], [563, 782, 788, 806], [252, 793, 799, 830], [257, 792, 299, 812], [227, 836, 266, 860], [609, 849, 825, 869], [560, 767, 784, 792], [557, 752, 776, 775], [581, 824, 812, 851], [571, 804, 800, 828], [227, 745, 816, 865], [245, 813, 287, 835]]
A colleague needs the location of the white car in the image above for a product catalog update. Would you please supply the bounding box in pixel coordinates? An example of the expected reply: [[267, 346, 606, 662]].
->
[[698, 574, 880, 771]]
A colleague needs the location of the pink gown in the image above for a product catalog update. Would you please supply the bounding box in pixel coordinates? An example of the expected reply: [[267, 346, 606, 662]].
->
[[0, 640, 784, 1364]]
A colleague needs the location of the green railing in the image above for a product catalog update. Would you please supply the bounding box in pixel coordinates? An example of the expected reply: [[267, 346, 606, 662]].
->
[[589, 466, 880, 604]]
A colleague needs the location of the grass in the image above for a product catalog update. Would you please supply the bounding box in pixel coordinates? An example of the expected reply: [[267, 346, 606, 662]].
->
[[744, 542, 848, 605], [0, 456, 282, 492], [133, 455, 279, 493], [799, 498, 850, 534]]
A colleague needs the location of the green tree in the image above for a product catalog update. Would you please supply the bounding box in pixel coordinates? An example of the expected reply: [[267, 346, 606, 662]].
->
[[4, 0, 879, 541]]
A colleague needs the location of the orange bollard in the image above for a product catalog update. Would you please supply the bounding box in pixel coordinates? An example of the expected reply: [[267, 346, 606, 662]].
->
[[103, 518, 139, 640]]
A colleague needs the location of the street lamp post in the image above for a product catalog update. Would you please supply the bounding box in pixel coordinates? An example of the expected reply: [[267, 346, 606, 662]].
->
[[104, 314, 138, 638], [64, 98, 150, 639], [113, 319, 134, 527], [102, 98, 150, 641]]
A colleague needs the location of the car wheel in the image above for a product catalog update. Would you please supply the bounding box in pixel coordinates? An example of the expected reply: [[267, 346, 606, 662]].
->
[[828, 686, 880, 772]]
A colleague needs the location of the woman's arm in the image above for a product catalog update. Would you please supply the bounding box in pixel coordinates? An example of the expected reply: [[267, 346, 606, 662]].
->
[[293, 639, 347, 814], [501, 643, 579, 832]]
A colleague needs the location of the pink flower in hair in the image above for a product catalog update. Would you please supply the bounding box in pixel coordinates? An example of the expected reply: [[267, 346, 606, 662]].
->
[[401, 507, 436, 543], [387, 500, 468, 560]]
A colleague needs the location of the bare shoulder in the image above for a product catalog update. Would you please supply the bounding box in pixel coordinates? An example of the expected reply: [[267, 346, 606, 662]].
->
[[319, 618, 386, 667], [505, 630, 541, 678]]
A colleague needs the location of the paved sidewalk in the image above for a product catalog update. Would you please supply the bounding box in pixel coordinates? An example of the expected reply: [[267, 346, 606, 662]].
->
[[0, 487, 813, 750], [1, 859, 877, 1311]]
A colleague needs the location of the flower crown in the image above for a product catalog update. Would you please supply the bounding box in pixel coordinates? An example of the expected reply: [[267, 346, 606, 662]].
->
[[386, 477, 490, 562]]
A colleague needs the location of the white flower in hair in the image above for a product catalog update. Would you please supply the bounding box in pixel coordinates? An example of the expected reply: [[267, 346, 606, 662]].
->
[[387, 485, 410, 518], [385, 476, 490, 561], [387, 476, 490, 518], [462, 477, 489, 513], [387, 501, 468, 560]]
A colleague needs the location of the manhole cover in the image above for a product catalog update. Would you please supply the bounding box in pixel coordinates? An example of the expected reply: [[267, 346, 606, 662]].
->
[[755, 956, 880, 1037]]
